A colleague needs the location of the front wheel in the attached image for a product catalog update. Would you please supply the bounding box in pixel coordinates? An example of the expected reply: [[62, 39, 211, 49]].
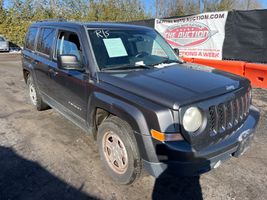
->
[[97, 116, 141, 185]]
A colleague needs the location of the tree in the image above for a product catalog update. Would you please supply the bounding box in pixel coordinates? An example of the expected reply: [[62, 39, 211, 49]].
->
[[218, 0, 235, 11], [239, 0, 262, 10], [0, 0, 149, 46], [0, 0, 5, 23], [155, 0, 200, 18], [0, 0, 3, 11]]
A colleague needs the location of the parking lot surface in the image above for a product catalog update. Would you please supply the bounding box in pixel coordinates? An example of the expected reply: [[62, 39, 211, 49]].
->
[[0, 54, 266, 200]]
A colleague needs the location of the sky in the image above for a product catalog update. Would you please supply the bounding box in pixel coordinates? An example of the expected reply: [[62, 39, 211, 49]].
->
[[260, 0, 267, 7]]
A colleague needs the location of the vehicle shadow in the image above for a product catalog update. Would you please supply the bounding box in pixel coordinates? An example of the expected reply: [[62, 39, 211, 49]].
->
[[151, 143, 204, 200], [152, 173, 203, 200], [0, 146, 96, 200]]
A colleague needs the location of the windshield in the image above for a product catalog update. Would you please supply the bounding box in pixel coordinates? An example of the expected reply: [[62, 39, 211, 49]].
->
[[88, 29, 182, 70], [0, 37, 5, 41]]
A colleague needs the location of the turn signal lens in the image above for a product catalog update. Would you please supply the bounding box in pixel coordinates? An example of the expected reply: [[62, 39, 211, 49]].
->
[[151, 129, 183, 142]]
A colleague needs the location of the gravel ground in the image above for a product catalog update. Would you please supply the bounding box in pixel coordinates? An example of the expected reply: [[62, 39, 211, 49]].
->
[[0, 54, 266, 200]]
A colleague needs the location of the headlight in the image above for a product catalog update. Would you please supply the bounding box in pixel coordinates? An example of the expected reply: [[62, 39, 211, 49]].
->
[[182, 107, 202, 132]]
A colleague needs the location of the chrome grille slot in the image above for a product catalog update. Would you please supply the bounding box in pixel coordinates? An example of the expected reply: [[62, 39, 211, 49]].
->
[[225, 101, 233, 128], [232, 99, 238, 125], [239, 97, 243, 120], [217, 104, 225, 131], [244, 91, 250, 116], [209, 106, 216, 133], [241, 96, 246, 118]]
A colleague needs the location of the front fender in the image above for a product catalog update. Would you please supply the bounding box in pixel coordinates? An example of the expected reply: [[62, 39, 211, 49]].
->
[[87, 92, 150, 135], [86, 92, 159, 162]]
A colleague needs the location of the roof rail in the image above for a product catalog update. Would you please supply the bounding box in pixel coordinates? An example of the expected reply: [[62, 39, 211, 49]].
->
[[37, 18, 67, 23]]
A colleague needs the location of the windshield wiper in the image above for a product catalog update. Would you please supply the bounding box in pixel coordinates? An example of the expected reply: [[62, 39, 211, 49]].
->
[[149, 59, 183, 67], [101, 64, 152, 71]]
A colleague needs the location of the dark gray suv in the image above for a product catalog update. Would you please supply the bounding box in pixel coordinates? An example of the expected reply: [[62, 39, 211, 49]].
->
[[22, 20, 260, 184]]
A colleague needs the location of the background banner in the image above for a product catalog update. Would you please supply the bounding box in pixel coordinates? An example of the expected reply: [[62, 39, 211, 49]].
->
[[223, 10, 267, 63], [154, 11, 228, 60]]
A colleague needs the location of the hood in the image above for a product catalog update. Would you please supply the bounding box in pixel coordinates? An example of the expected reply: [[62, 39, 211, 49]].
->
[[98, 63, 249, 109]]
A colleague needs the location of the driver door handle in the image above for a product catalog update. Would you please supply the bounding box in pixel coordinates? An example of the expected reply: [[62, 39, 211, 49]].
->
[[33, 59, 40, 65]]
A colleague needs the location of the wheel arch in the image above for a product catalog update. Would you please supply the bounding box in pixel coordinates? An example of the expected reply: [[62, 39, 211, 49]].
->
[[23, 69, 30, 83], [87, 92, 150, 140]]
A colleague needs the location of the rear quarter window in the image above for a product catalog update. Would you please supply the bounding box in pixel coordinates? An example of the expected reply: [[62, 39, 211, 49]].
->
[[37, 28, 56, 56], [25, 28, 38, 50]]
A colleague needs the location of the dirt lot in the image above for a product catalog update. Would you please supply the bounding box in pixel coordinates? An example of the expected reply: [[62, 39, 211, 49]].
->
[[0, 54, 266, 200]]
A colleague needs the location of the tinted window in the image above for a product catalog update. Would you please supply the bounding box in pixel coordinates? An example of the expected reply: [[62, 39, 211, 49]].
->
[[37, 28, 55, 55], [55, 31, 82, 63], [25, 28, 38, 50]]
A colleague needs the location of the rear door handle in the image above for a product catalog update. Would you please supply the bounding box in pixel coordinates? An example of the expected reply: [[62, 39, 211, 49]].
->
[[48, 68, 58, 76], [33, 60, 40, 65]]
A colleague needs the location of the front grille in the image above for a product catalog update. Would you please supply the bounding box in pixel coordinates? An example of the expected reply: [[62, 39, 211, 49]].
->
[[208, 91, 250, 135]]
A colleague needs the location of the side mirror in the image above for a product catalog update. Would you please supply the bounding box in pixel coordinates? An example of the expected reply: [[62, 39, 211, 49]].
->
[[58, 54, 83, 71], [174, 48, 179, 56]]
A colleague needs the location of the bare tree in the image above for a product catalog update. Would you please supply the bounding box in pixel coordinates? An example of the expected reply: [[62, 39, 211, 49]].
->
[[225, 0, 262, 10], [243, 0, 262, 9], [155, 0, 171, 18], [50, 0, 56, 17], [247, 0, 252, 9], [0, 0, 3, 10], [201, 0, 261, 12], [0, 0, 4, 23], [155, 0, 201, 18], [218, 0, 235, 11]]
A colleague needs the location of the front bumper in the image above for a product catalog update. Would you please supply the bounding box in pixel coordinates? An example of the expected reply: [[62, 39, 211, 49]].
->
[[142, 105, 260, 177]]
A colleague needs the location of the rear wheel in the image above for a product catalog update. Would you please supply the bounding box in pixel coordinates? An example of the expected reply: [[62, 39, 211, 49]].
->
[[27, 75, 49, 111], [97, 116, 141, 185]]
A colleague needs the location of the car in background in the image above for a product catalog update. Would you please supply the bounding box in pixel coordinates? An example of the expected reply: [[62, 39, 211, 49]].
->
[[0, 35, 9, 52]]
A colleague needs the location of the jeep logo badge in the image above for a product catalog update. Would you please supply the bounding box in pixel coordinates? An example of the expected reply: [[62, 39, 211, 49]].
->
[[226, 85, 235, 91]]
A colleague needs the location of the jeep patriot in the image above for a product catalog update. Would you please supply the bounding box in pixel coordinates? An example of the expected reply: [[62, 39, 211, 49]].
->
[[22, 20, 260, 184]]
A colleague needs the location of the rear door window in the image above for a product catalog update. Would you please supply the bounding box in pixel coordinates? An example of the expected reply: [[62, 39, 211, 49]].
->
[[37, 28, 56, 56], [25, 28, 38, 50]]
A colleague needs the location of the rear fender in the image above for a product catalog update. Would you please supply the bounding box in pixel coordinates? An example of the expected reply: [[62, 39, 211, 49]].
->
[[22, 50, 36, 83]]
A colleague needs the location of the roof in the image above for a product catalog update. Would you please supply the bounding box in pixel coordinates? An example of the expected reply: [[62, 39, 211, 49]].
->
[[32, 20, 153, 30]]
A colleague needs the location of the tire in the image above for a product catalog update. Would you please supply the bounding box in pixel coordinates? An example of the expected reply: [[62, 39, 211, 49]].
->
[[97, 116, 141, 185], [26, 74, 49, 111]]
